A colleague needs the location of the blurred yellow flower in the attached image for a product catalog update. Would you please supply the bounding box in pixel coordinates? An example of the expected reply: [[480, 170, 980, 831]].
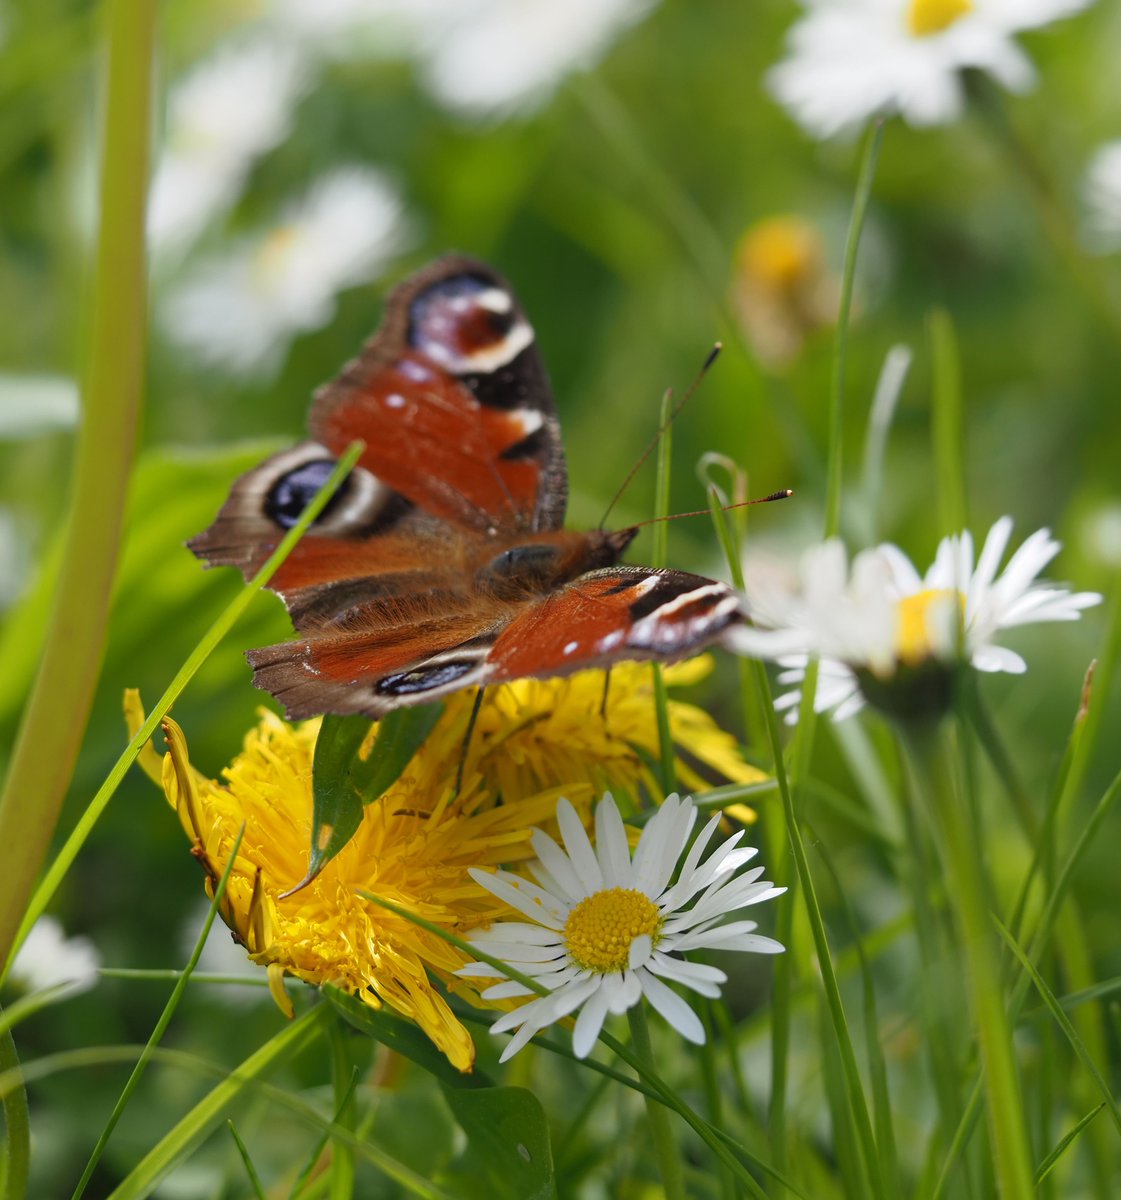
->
[[128, 657, 764, 1071], [732, 215, 838, 368]]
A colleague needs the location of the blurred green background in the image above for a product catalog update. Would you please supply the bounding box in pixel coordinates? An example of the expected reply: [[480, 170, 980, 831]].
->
[[1, 0, 1119, 1193]]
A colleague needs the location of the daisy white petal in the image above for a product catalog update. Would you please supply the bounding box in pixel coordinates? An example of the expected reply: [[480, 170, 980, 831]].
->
[[556, 797, 604, 893], [632, 793, 696, 897], [637, 970, 706, 1044], [1085, 140, 1121, 252], [604, 970, 644, 1014], [594, 794, 634, 887], [646, 951, 728, 990], [11, 917, 100, 994], [466, 867, 567, 928], [738, 518, 1100, 722], [463, 793, 784, 1059], [529, 825, 587, 898], [161, 166, 407, 376], [768, 0, 1091, 141], [971, 646, 1028, 674], [149, 38, 309, 257], [572, 987, 612, 1057]]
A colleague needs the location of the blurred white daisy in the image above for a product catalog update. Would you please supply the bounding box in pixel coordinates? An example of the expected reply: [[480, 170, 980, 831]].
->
[[457, 794, 785, 1062], [1084, 139, 1121, 252], [160, 166, 407, 376], [10, 917, 100, 995], [148, 38, 309, 257], [267, 0, 657, 119], [767, 0, 1093, 140], [731, 518, 1101, 722]]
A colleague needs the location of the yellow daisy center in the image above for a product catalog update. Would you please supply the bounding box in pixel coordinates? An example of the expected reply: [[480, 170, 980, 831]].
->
[[907, 0, 973, 37], [895, 588, 964, 666], [563, 888, 662, 973], [738, 216, 822, 292]]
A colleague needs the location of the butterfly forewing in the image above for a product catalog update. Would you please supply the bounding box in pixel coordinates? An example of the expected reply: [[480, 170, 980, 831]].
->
[[309, 255, 568, 534]]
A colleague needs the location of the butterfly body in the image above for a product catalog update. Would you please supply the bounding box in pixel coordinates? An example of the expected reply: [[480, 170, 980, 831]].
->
[[191, 256, 747, 718]]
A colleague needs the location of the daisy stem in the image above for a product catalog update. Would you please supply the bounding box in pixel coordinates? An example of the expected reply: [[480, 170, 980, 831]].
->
[[958, 676, 1038, 842], [326, 1016, 357, 1200], [627, 1003, 686, 1200], [0, 0, 153, 977], [902, 720, 1035, 1199], [823, 118, 882, 541], [752, 658, 883, 1199]]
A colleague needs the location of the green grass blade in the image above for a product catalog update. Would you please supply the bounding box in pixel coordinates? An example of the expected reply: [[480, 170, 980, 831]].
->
[[227, 1121, 268, 1200], [996, 919, 1121, 1140], [0, 0, 153, 973], [1035, 1105, 1105, 1186], [104, 1006, 331, 1200], [71, 828, 246, 1200]]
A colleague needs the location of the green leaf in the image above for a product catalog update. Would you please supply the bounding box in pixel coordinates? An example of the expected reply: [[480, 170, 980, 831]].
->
[[301, 704, 444, 889], [439, 1086, 556, 1200], [323, 985, 489, 1090]]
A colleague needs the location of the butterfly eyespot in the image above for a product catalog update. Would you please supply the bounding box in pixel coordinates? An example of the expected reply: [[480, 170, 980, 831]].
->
[[375, 659, 478, 696], [265, 459, 348, 529], [409, 273, 532, 375]]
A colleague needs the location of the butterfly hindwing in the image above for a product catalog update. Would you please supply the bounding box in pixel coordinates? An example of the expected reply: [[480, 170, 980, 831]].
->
[[243, 565, 745, 719], [310, 255, 568, 534]]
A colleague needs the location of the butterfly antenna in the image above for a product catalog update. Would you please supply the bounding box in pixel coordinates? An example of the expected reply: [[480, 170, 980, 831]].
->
[[628, 488, 793, 531], [598, 343, 723, 530]]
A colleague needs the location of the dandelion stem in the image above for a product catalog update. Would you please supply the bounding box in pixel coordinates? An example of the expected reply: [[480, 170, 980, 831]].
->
[[627, 1003, 686, 1200], [0, 0, 153, 975]]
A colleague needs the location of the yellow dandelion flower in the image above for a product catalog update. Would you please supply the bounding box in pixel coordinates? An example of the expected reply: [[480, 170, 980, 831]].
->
[[129, 658, 764, 1071], [463, 657, 766, 809]]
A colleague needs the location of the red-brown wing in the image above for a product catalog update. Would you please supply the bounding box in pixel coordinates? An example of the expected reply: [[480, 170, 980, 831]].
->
[[244, 565, 747, 720], [187, 441, 473, 633], [486, 567, 748, 682], [310, 255, 567, 535]]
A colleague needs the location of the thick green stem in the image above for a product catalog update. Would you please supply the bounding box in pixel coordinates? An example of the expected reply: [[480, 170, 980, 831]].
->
[[903, 722, 1035, 1198], [0, 0, 153, 967], [628, 1004, 686, 1200]]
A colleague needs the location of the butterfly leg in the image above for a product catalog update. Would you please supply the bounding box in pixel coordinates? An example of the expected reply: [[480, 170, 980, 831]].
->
[[599, 667, 613, 724], [455, 687, 486, 798]]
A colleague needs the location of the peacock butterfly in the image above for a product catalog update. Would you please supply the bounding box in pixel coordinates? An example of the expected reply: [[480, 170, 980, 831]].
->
[[189, 255, 750, 719]]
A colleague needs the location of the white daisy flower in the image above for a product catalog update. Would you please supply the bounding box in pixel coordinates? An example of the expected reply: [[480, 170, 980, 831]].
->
[[160, 166, 408, 376], [730, 518, 1101, 722], [10, 917, 100, 995], [1084, 139, 1121, 252], [148, 38, 309, 257], [267, 0, 657, 120], [767, 0, 1093, 141], [457, 794, 785, 1062]]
